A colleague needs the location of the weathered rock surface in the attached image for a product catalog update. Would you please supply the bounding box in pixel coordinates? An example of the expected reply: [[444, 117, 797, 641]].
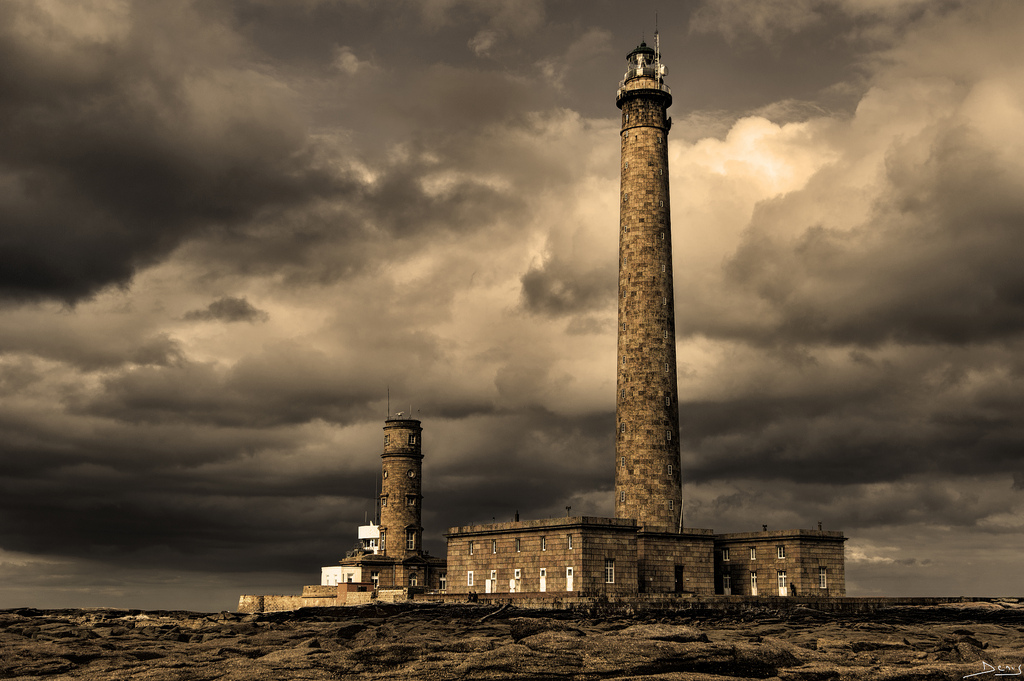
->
[[1, 602, 1022, 679]]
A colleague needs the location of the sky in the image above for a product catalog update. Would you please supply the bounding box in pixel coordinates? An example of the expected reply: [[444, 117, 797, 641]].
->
[[1, 0, 1022, 612]]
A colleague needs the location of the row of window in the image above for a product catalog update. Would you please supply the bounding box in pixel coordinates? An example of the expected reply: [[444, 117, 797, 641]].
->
[[468, 535, 573, 555], [721, 546, 786, 561], [379, 495, 418, 507], [623, 194, 666, 207], [619, 423, 674, 441], [618, 459, 674, 476], [724, 568, 827, 593], [466, 560, 616, 588], [383, 434, 418, 446], [617, 490, 675, 511], [371, 529, 419, 551], [618, 389, 673, 406]]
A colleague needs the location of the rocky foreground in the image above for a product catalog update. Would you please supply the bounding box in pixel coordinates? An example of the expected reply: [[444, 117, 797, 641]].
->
[[2, 602, 1022, 680]]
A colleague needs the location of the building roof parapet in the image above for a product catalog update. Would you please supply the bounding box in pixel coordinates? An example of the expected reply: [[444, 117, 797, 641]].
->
[[446, 515, 637, 537], [715, 529, 847, 542]]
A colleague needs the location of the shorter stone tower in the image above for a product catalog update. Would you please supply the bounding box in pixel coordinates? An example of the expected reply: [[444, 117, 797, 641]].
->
[[378, 417, 423, 558]]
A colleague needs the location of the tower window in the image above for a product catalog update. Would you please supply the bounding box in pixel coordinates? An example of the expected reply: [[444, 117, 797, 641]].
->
[[669, 499, 673, 510], [620, 389, 626, 399], [468, 541, 474, 555], [664, 362, 669, 373], [604, 559, 615, 583], [660, 200, 664, 207], [819, 567, 828, 589], [661, 232, 665, 240], [665, 395, 671, 406], [666, 430, 672, 441], [516, 538, 521, 552], [620, 491, 625, 502], [620, 423, 626, 433], [622, 356, 627, 365], [662, 263, 666, 272], [623, 193, 628, 202], [468, 571, 474, 587], [624, 161, 629, 167], [668, 464, 673, 475], [406, 496, 416, 506], [722, 548, 730, 561], [568, 534, 574, 550], [492, 539, 497, 554], [750, 547, 756, 560], [663, 296, 667, 306], [660, 168, 663, 175], [406, 530, 416, 550], [384, 434, 389, 445], [777, 545, 786, 559], [541, 536, 547, 551], [408, 434, 417, 445], [621, 456, 625, 467], [625, 114, 629, 123], [380, 496, 387, 507]]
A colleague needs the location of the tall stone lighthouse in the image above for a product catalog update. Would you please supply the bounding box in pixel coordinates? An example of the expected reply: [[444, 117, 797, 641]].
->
[[614, 38, 681, 532]]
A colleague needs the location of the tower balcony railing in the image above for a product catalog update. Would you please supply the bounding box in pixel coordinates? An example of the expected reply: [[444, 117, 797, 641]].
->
[[617, 68, 671, 101]]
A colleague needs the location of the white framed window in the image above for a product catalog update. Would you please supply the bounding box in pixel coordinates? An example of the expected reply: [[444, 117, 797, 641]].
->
[[384, 434, 390, 445], [468, 541, 474, 555], [409, 573, 418, 587], [662, 296, 667, 306], [722, 548, 730, 562], [406, 496, 416, 506], [406, 530, 416, 550], [750, 547, 756, 560], [819, 567, 827, 589], [665, 430, 672, 441], [408, 434, 417, 445], [604, 559, 615, 584], [468, 571, 474, 587], [515, 538, 521, 552], [514, 568, 521, 580], [778, 570, 787, 591], [490, 569, 497, 582], [665, 395, 671, 406], [380, 497, 387, 507], [371, 571, 379, 588], [777, 545, 786, 559], [661, 232, 665, 240], [567, 534, 573, 550], [491, 539, 497, 554], [541, 536, 547, 551], [750, 571, 758, 593], [439, 573, 446, 591], [620, 423, 626, 433], [660, 200, 664, 207], [723, 573, 731, 592]]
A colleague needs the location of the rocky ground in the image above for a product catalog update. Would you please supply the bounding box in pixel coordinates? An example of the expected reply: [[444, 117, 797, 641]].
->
[[1, 602, 1022, 680]]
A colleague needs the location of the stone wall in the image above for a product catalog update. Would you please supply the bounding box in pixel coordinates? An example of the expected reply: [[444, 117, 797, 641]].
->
[[637, 530, 716, 595]]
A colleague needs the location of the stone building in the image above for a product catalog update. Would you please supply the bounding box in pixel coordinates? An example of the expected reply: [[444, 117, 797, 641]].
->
[[444, 36, 846, 598]]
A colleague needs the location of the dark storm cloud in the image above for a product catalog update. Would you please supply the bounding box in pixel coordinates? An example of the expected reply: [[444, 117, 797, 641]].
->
[[184, 297, 269, 323], [0, 2, 343, 303], [520, 256, 614, 315], [721, 123, 1024, 347]]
